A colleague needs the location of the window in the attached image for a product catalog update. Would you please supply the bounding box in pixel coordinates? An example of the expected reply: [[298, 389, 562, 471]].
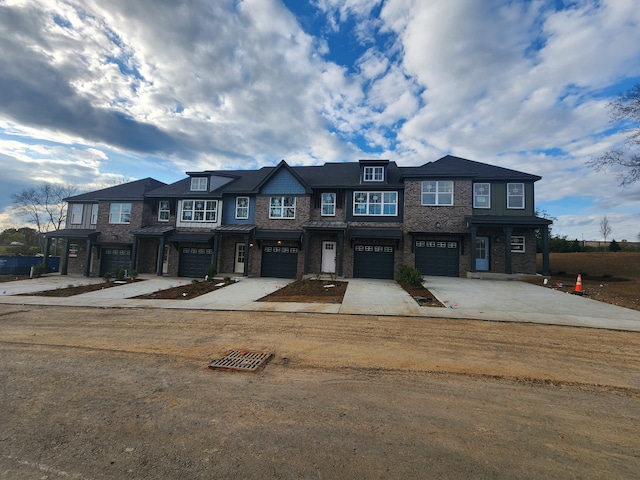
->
[[269, 196, 296, 219], [507, 183, 525, 209], [511, 236, 525, 253], [190, 177, 208, 191], [70, 204, 83, 224], [422, 181, 453, 205], [235, 197, 249, 220], [109, 203, 131, 224], [181, 200, 218, 222], [353, 191, 397, 216], [321, 193, 336, 216], [158, 201, 170, 222], [363, 166, 384, 181], [473, 183, 491, 208], [90, 204, 99, 225]]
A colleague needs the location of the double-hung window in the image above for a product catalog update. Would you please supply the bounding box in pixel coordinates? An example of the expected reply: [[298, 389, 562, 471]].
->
[[421, 181, 453, 205], [190, 177, 208, 192], [70, 204, 83, 224], [353, 191, 397, 216], [181, 200, 217, 222], [473, 183, 491, 208], [321, 193, 336, 216], [109, 203, 131, 224], [90, 204, 99, 225], [507, 183, 525, 209], [158, 200, 170, 221], [270, 196, 296, 219], [363, 166, 384, 181], [511, 236, 525, 253], [235, 197, 249, 220]]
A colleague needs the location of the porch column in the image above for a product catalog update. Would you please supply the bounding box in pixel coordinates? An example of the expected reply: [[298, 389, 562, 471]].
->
[[43, 236, 52, 274], [504, 226, 513, 274], [243, 234, 250, 276], [337, 231, 344, 277], [470, 226, 477, 273], [542, 226, 550, 276], [61, 239, 69, 275], [212, 234, 219, 272], [156, 236, 166, 276], [131, 237, 140, 275], [84, 237, 92, 277], [303, 232, 310, 274]]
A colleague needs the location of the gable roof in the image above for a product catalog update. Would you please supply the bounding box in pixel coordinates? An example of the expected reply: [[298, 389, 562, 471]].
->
[[400, 155, 541, 182], [253, 160, 312, 194], [65, 178, 167, 202]]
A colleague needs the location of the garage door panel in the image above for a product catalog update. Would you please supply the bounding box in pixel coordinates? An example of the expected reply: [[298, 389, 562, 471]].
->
[[353, 245, 394, 279], [179, 247, 213, 277], [261, 246, 298, 278], [100, 247, 131, 277], [415, 241, 459, 277]]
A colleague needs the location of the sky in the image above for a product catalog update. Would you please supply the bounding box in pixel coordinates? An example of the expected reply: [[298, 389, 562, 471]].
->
[[0, 0, 639, 241]]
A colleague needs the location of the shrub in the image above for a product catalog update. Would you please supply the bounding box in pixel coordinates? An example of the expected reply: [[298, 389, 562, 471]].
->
[[129, 270, 138, 280], [399, 265, 425, 288], [31, 263, 47, 278], [103, 272, 112, 282], [224, 276, 231, 282], [115, 268, 125, 280], [205, 264, 217, 280]]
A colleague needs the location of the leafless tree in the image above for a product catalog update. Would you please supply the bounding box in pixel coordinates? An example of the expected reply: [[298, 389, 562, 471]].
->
[[589, 83, 640, 186], [11, 183, 79, 234], [599, 215, 612, 243]]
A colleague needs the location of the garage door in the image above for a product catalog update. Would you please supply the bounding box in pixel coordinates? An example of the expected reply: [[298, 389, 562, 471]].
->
[[100, 247, 131, 276], [179, 246, 213, 277], [353, 245, 394, 279], [415, 240, 459, 277], [261, 246, 298, 278]]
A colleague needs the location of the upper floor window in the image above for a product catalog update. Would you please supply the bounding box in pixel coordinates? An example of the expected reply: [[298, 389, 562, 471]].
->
[[511, 236, 525, 253], [363, 166, 384, 181], [321, 193, 336, 216], [507, 183, 525, 209], [353, 191, 397, 216], [70, 204, 83, 224], [235, 197, 249, 220], [422, 181, 453, 205], [90, 204, 99, 225], [109, 203, 131, 224], [473, 183, 491, 209], [190, 177, 208, 191], [158, 200, 170, 222], [270, 196, 296, 219], [181, 200, 217, 222]]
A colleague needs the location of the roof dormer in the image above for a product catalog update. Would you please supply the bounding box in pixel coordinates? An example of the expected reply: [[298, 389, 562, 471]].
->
[[359, 159, 389, 183]]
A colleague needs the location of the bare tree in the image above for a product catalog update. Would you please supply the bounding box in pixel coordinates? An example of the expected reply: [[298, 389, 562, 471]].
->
[[11, 183, 79, 234], [589, 83, 640, 186], [599, 215, 612, 243]]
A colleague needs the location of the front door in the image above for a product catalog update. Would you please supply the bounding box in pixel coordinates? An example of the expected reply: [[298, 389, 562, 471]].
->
[[235, 243, 246, 274], [321, 241, 336, 273], [476, 237, 489, 271]]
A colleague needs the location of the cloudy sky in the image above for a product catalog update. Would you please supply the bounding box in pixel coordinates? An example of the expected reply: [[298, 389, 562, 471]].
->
[[1, 0, 639, 241]]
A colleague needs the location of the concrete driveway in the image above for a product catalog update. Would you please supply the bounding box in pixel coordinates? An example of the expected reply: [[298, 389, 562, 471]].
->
[[0, 274, 639, 331]]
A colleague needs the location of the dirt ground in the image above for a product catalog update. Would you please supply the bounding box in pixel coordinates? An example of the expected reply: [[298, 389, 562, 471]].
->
[[1, 305, 639, 479]]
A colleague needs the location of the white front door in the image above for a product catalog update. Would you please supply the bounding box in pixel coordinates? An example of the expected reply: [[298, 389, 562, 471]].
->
[[235, 243, 246, 274], [321, 241, 337, 273]]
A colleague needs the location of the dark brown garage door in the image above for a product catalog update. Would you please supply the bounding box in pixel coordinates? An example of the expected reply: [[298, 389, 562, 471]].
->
[[415, 240, 459, 277], [261, 246, 298, 278], [353, 245, 394, 279]]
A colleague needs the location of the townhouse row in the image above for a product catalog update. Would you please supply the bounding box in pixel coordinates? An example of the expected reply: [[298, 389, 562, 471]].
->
[[45, 155, 552, 280]]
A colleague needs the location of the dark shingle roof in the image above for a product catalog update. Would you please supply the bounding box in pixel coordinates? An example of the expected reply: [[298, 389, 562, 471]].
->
[[400, 155, 541, 181], [66, 178, 167, 202]]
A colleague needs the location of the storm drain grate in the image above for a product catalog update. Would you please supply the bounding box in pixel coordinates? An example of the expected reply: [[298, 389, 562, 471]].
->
[[208, 350, 273, 372]]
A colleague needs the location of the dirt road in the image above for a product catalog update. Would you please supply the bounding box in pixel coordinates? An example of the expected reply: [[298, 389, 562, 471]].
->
[[2, 305, 639, 479]]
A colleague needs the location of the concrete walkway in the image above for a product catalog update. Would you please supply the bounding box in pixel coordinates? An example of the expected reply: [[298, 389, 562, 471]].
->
[[1, 274, 639, 332]]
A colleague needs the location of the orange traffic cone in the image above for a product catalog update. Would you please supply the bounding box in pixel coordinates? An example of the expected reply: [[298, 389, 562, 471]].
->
[[573, 274, 583, 295]]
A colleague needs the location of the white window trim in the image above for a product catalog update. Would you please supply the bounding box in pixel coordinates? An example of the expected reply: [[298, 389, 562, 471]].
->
[[158, 200, 170, 222], [190, 177, 208, 192], [235, 196, 249, 220], [473, 183, 491, 209], [108, 203, 131, 224], [363, 166, 384, 182], [353, 191, 398, 216], [507, 183, 525, 209], [511, 236, 525, 253], [321, 192, 336, 217], [421, 181, 454, 206], [70, 204, 83, 224], [269, 196, 296, 219], [180, 200, 218, 222], [90, 204, 99, 225]]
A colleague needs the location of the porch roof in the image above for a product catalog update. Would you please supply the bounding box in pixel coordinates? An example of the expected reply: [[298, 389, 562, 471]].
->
[[44, 229, 99, 239], [303, 221, 348, 231], [215, 224, 256, 234], [253, 229, 302, 241], [130, 225, 175, 237], [465, 215, 552, 228], [168, 232, 215, 243], [349, 227, 403, 240]]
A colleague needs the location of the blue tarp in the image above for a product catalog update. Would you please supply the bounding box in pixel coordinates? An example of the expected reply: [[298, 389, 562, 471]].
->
[[0, 256, 60, 275]]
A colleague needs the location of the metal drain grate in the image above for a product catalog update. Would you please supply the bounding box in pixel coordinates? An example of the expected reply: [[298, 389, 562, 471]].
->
[[208, 350, 273, 372]]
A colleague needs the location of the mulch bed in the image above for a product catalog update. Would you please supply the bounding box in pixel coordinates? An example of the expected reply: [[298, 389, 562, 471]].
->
[[397, 280, 445, 307], [134, 280, 234, 300], [20, 279, 143, 297], [259, 279, 348, 303]]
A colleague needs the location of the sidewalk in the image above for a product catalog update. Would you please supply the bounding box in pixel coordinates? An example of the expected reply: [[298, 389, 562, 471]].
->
[[1, 274, 639, 332]]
